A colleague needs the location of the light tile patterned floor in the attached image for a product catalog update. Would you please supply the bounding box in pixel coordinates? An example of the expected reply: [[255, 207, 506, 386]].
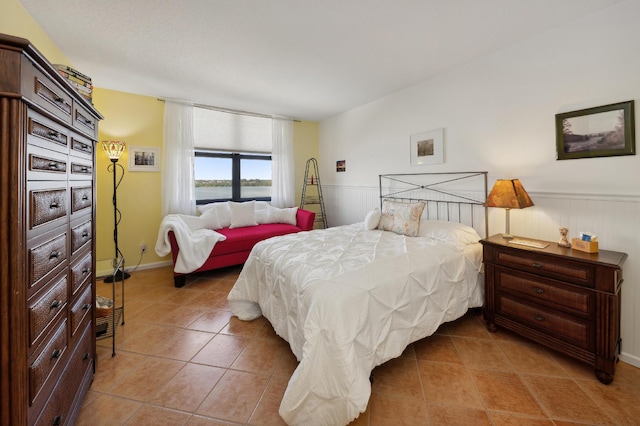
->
[[77, 265, 640, 425]]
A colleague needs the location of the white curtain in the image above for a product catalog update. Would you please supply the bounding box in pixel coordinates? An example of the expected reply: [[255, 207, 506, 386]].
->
[[162, 101, 196, 216], [271, 119, 295, 207]]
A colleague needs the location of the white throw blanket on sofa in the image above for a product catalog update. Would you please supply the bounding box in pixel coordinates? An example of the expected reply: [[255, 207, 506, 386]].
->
[[155, 214, 226, 273]]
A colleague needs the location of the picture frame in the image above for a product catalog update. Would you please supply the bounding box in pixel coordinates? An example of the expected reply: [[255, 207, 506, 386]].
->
[[336, 160, 346, 172], [129, 146, 161, 172], [555, 100, 635, 160], [410, 128, 443, 166]]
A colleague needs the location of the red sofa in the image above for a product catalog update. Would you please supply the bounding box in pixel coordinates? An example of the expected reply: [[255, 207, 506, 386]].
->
[[168, 208, 315, 287]]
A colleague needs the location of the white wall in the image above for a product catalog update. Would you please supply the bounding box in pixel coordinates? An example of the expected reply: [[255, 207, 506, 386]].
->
[[319, 1, 640, 367]]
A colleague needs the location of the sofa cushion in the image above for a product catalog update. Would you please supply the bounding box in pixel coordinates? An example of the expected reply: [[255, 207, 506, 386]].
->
[[212, 223, 301, 256]]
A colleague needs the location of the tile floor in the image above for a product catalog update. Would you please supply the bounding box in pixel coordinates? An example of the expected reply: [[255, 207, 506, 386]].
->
[[77, 265, 640, 425]]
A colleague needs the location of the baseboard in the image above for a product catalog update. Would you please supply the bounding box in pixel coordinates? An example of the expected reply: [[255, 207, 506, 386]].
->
[[619, 351, 640, 368], [96, 260, 173, 279]]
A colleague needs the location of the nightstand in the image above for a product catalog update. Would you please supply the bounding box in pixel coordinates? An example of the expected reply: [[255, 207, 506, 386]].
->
[[481, 234, 627, 384]]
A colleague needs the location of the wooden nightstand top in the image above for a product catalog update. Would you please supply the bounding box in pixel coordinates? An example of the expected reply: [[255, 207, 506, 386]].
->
[[481, 234, 627, 268]]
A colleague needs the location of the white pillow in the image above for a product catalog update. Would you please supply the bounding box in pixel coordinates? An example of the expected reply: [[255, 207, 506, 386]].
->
[[255, 201, 271, 224], [377, 200, 425, 237], [200, 208, 221, 230], [418, 220, 481, 245], [267, 205, 298, 225], [229, 201, 258, 228], [364, 208, 381, 230]]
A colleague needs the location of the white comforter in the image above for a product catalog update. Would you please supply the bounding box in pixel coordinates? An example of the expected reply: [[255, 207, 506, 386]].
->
[[228, 223, 483, 426]]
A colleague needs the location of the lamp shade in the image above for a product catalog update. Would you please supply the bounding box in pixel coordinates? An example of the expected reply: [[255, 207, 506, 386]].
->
[[101, 140, 126, 161], [485, 179, 534, 209]]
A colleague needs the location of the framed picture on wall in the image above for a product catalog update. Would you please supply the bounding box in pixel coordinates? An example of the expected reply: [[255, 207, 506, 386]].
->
[[555, 100, 635, 160], [410, 128, 443, 166], [129, 146, 161, 172]]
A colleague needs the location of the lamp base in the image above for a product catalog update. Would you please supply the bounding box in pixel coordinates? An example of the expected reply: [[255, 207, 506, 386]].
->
[[103, 268, 130, 283]]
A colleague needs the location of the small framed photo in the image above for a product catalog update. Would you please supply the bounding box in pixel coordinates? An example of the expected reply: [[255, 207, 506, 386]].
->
[[410, 128, 443, 166], [129, 146, 161, 172], [336, 160, 346, 172], [556, 100, 635, 160]]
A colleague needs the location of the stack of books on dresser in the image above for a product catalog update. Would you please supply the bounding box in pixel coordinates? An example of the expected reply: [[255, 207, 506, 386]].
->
[[54, 64, 93, 102]]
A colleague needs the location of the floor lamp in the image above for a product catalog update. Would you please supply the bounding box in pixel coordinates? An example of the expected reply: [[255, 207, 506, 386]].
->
[[101, 140, 130, 283]]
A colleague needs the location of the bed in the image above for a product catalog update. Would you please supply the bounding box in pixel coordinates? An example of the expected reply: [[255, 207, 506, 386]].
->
[[227, 172, 488, 425]]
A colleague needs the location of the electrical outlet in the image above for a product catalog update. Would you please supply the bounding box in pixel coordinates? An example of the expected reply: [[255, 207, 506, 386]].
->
[[140, 242, 147, 253]]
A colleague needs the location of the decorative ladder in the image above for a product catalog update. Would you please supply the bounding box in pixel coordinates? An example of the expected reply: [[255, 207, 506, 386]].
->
[[300, 157, 327, 229]]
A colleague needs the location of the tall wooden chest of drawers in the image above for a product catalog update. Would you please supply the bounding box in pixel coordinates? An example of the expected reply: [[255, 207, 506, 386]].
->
[[0, 34, 102, 425], [481, 234, 627, 384]]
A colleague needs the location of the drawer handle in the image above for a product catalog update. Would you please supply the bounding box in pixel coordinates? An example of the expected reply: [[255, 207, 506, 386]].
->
[[81, 166, 89, 172], [53, 415, 62, 426], [532, 262, 542, 269], [534, 314, 545, 322], [82, 195, 89, 201], [54, 96, 64, 104], [49, 251, 61, 259], [48, 130, 61, 138], [82, 303, 91, 310], [50, 300, 62, 309], [49, 201, 60, 209], [83, 118, 92, 124], [82, 352, 90, 361], [51, 349, 62, 359], [533, 287, 544, 294], [48, 162, 59, 170], [82, 231, 89, 238], [82, 268, 89, 275]]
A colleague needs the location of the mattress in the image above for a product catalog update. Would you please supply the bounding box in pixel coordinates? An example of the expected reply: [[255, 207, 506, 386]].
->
[[228, 222, 484, 425]]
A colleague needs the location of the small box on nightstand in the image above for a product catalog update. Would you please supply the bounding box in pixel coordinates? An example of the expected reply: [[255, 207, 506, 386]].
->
[[571, 238, 599, 253]]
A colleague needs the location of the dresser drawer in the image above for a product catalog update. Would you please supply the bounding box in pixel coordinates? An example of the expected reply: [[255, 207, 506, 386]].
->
[[71, 219, 92, 256], [69, 158, 93, 180], [70, 252, 92, 296], [27, 144, 67, 181], [29, 232, 67, 288], [496, 267, 592, 317], [492, 246, 594, 288], [29, 186, 68, 229], [28, 318, 68, 405], [70, 284, 92, 339], [26, 63, 73, 124], [497, 295, 592, 350], [33, 322, 94, 426], [29, 275, 68, 349], [27, 109, 69, 155], [71, 185, 92, 214], [70, 134, 94, 159], [73, 103, 97, 138]]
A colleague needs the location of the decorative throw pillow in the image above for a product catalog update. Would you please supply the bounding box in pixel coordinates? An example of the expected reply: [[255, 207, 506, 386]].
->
[[267, 205, 298, 225], [255, 201, 271, 224], [364, 208, 381, 230], [377, 200, 425, 237], [200, 208, 221, 230], [229, 201, 258, 228]]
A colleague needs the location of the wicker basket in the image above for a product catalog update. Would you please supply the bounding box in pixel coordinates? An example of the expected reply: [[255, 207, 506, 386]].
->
[[96, 295, 113, 318]]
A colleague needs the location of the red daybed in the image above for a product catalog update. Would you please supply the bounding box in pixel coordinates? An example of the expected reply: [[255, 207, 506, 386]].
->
[[168, 208, 315, 287]]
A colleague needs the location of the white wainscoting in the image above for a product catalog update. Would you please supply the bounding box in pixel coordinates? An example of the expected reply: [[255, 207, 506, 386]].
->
[[323, 184, 640, 368]]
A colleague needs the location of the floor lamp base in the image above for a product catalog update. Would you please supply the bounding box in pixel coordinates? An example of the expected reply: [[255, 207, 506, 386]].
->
[[104, 269, 131, 283]]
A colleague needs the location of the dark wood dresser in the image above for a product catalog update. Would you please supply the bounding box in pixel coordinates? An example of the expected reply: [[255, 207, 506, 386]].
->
[[0, 34, 102, 425], [481, 234, 627, 384]]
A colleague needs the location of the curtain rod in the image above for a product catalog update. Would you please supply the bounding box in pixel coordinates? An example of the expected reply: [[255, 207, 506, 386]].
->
[[157, 97, 301, 122]]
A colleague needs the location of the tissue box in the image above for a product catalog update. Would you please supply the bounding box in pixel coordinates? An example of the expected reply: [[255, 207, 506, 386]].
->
[[571, 238, 598, 253]]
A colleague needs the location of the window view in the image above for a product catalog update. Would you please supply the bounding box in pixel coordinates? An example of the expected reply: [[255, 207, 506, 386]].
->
[[194, 151, 271, 203]]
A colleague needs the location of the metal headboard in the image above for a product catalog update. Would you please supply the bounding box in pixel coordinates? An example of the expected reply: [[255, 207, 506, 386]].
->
[[379, 172, 488, 237]]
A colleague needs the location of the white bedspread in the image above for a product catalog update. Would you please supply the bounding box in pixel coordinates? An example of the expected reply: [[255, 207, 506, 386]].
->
[[154, 214, 227, 273], [228, 223, 483, 426]]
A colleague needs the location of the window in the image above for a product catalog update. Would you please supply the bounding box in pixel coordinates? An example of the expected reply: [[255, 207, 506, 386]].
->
[[195, 151, 272, 204]]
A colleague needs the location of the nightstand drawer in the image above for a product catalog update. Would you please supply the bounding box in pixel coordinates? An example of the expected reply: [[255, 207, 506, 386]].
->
[[496, 268, 592, 316], [493, 247, 594, 288], [498, 295, 592, 350]]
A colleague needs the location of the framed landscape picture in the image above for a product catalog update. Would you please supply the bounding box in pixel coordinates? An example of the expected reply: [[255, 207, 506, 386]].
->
[[410, 128, 443, 166], [555, 100, 635, 160], [129, 146, 161, 171]]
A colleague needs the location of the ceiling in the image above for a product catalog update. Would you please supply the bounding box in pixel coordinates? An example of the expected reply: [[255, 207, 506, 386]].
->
[[20, 0, 624, 121]]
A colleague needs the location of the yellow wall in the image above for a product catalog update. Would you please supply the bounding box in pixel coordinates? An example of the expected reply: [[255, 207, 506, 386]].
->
[[293, 121, 319, 204], [92, 89, 165, 275], [0, 0, 70, 64]]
